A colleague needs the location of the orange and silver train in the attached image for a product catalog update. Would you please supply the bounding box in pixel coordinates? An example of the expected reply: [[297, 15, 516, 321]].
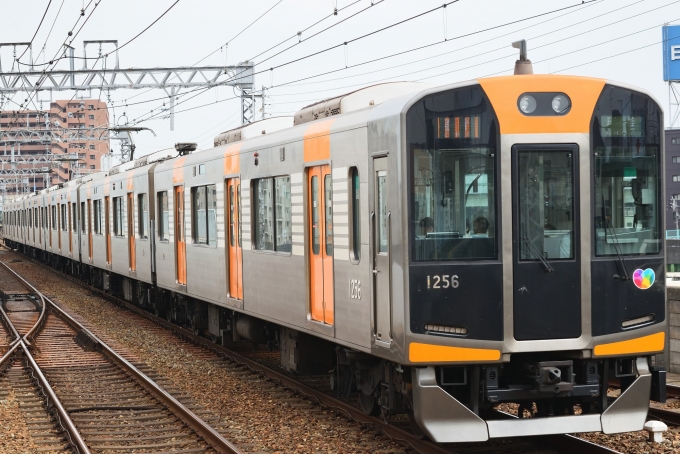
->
[[4, 63, 667, 441]]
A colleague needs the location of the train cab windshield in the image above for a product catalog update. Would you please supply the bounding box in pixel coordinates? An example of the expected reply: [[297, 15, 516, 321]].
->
[[407, 85, 498, 262], [592, 86, 662, 256]]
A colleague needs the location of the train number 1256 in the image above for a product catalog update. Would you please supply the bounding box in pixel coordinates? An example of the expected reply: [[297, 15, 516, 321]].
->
[[427, 275, 459, 289]]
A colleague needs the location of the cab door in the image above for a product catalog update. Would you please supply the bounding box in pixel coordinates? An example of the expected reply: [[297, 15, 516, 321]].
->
[[175, 185, 187, 285], [226, 178, 243, 300], [105, 196, 112, 265], [371, 157, 391, 344], [127, 192, 136, 271], [308, 165, 334, 325], [512, 145, 580, 340]]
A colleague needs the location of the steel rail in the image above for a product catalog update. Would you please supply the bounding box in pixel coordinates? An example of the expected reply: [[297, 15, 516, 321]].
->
[[0, 303, 22, 345], [0, 341, 21, 368], [8, 251, 623, 454], [20, 338, 92, 454], [0, 261, 242, 454], [0, 267, 90, 454], [58, 268, 621, 454], [22, 290, 47, 345], [648, 407, 680, 426]]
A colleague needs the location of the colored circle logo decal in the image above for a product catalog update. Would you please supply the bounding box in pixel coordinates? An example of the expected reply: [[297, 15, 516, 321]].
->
[[633, 268, 655, 290]]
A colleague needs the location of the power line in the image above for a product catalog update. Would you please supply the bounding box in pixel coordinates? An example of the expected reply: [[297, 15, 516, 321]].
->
[[255, 0, 388, 66], [269, 0, 667, 97], [247, 0, 366, 63], [129, 0, 597, 125], [118, 0, 368, 106], [17, 0, 53, 61], [259, 0, 599, 91], [115, 0, 181, 53]]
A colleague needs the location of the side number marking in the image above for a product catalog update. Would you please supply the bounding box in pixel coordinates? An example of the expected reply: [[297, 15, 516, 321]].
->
[[349, 279, 362, 299], [427, 275, 459, 289]]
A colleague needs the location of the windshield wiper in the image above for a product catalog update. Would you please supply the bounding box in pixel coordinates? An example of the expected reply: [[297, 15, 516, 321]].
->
[[601, 195, 631, 280], [523, 237, 554, 273]]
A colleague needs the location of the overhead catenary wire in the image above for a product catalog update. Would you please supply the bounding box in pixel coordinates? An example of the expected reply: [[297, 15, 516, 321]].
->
[[5, 0, 102, 129], [269, 0, 671, 97], [253, 0, 388, 66], [116, 0, 374, 107], [128, 0, 601, 126], [16, 0, 53, 61]]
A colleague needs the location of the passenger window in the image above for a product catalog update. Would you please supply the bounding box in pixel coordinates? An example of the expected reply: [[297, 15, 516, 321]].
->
[[113, 196, 124, 236], [253, 176, 292, 252], [349, 167, 361, 262], [254, 178, 274, 251], [191, 185, 217, 246], [81, 202, 86, 233], [274, 176, 291, 252], [93, 200, 102, 234], [158, 191, 169, 241], [61, 204, 67, 231], [72, 203, 77, 232], [138, 193, 148, 239]]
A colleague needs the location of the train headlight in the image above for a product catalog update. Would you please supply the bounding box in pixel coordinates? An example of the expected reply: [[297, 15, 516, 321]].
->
[[552, 95, 570, 114], [518, 95, 537, 114]]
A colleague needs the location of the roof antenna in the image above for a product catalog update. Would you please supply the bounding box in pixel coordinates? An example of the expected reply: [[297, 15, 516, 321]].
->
[[512, 40, 533, 75]]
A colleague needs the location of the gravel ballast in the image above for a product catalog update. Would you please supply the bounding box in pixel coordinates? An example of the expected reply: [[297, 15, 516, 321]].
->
[[6, 255, 407, 454]]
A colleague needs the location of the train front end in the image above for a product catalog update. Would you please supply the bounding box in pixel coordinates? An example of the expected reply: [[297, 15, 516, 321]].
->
[[402, 75, 666, 441]]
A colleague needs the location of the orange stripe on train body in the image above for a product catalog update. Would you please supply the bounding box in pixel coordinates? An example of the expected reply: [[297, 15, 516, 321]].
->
[[224, 143, 241, 175], [409, 342, 501, 363], [593, 331, 665, 357], [304, 119, 335, 163], [477, 75, 606, 135], [173, 157, 188, 184]]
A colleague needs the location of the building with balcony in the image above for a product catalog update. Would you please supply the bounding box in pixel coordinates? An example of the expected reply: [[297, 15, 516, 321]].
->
[[0, 99, 110, 195]]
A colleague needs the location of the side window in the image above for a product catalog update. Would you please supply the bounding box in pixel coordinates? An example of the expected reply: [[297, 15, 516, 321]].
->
[[349, 167, 361, 262], [192, 186, 207, 244], [274, 176, 292, 252], [113, 197, 124, 236], [93, 200, 101, 234], [190, 185, 217, 246], [138, 193, 148, 239], [72, 203, 77, 232], [61, 204, 67, 231], [81, 202, 86, 233], [254, 176, 292, 252], [254, 178, 274, 250], [158, 191, 169, 241]]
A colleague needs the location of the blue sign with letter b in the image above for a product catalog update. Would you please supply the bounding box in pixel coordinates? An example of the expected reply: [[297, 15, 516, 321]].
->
[[663, 25, 680, 82]]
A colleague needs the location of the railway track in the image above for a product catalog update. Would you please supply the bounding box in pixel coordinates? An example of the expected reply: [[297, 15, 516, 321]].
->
[[0, 261, 241, 454], [4, 253, 629, 454]]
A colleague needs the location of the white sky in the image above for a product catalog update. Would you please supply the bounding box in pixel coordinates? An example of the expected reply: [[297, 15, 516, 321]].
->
[[1, 0, 679, 158]]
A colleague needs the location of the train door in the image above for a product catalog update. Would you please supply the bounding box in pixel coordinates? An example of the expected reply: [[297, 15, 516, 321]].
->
[[371, 157, 391, 344], [127, 193, 136, 271], [226, 178, 243, 300], [175, 185, 187, 285], [307, 165, 334, 325], [105, 196, 112, 264], [511, 145, 581, 340]]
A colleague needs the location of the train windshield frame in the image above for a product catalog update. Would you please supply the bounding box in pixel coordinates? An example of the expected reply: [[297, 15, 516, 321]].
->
[[406, 85, 499, 262], [591, 85, 663, 257]]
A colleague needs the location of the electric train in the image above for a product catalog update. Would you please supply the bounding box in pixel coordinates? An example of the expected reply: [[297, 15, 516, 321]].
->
[[3, 57, 667, 441]]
